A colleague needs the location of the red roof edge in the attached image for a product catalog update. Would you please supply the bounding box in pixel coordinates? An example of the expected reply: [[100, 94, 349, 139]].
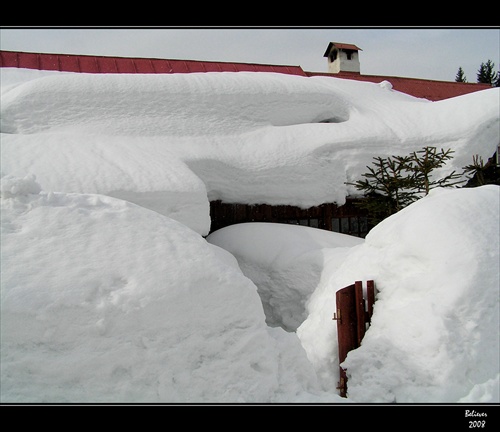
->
[[0, 50, 307, 77]]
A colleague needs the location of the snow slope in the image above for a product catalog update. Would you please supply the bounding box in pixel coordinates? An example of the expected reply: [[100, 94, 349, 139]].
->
[[0, 175, 334, 403], [299, 186, 500, 402], [208, 186, 500, 403]]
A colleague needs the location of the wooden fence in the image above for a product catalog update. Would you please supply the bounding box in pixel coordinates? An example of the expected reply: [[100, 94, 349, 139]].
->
[[209, 199, 371, 237], [333, 280, 377, 397]]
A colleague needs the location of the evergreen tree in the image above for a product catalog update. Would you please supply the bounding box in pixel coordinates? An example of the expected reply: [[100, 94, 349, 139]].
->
[[348, 147, 466, 226], [347, 155, 416, 225], [455, 67, 467, 82], [463, 154, 487, 186], [477, 60, 498, 85], [405, 147, 464, 195]]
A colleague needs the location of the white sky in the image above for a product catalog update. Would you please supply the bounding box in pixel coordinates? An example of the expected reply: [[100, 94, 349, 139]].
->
[[1, 27, 499, 82]]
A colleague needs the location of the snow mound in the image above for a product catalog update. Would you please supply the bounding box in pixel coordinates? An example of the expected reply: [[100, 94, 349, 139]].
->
[[298, 186, 500, 402], [207, 223, 363, 332], [0, 72, 350, 136], [0, 176, 335, 403]]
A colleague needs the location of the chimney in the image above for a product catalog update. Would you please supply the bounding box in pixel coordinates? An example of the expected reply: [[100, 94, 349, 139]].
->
[[323, 42, 362, 74]]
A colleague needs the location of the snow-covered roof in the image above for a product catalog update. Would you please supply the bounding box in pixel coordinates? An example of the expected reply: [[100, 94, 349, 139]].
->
[[0, 49, 491, 101], [1, 66, 498, 236]]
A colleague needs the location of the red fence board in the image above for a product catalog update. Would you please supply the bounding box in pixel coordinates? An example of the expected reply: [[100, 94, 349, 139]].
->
[[334, 280, 377, 397], [354, 281, 366, 345]]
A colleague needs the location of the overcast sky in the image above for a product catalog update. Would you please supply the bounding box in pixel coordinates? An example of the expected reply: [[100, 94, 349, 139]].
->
[[1, 27, 499, 82]]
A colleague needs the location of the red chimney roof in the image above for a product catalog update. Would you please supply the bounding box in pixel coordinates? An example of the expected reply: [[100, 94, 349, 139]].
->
[[323, 42, 362, 57]]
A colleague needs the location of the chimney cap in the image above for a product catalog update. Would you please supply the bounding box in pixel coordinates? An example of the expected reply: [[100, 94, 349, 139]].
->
[[323, 42, 362, 57]]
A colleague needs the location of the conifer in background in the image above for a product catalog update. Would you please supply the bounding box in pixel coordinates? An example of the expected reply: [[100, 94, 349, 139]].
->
[[455, 67, 467, 82], [463, 153, 500, 187], [477, 60, 498, 85]]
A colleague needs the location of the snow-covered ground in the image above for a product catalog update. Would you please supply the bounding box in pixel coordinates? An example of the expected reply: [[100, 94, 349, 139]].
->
[[1, 67, 499, 403], [208, 186, 500, 403]]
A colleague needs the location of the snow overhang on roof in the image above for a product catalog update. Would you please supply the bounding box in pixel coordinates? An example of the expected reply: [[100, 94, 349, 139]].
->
[[323, 42, 362, 57]]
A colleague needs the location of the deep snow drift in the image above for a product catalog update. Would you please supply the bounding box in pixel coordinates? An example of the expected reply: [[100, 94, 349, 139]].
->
[[1, 67, 499, 403], [208, 186, 500, 402], [0, 174, 333, 403], [338, 186, 499, 403], [1, 68, 499, 236], [2, 176, 498, 402]]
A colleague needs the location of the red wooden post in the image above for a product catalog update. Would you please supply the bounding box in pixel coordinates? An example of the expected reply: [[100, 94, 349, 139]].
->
[[334, 280, 377, 397], [366, 280, 376, 323], [334, 284, 357, 397], [354, 281, 365, 346]]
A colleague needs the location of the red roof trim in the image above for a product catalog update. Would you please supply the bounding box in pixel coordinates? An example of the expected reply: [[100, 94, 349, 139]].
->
[[0, 50, 307, 77]]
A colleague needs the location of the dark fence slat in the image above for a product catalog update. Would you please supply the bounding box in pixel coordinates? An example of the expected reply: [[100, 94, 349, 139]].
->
[[366, 280, 376, 323], [354, 281, 366, 345]]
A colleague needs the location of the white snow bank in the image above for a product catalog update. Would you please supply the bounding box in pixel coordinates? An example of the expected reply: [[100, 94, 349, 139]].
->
[[209, 187, 499, 403], [297, 186, 500, 402], [0, 175, 337, 403], [1, 68, 498, 236], [1, 181, 498, 403], [0, 134, 211, 235], [207, 223, 363, 332]]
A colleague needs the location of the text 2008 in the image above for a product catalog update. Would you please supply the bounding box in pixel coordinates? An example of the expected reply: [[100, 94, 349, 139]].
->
[[466, 410, 487, 428]]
